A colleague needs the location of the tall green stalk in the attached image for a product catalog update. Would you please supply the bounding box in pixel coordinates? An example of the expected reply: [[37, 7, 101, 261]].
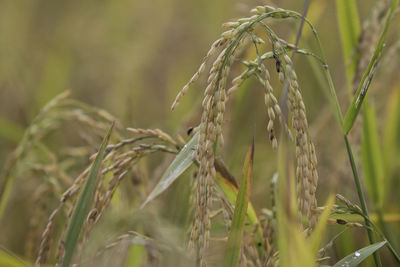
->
[[344, 136, 381, 267], [319, 40, 383, 267]]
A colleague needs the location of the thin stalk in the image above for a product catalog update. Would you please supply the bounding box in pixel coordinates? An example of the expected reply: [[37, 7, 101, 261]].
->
[[279, 0, 310, 122], [381, 235, 400, 264], [344, 135, 381, 267], [363, 214, 400, 264], [310, 7, 391, 265], [376, 208, 399, 253], [322, 67, 344, 126]]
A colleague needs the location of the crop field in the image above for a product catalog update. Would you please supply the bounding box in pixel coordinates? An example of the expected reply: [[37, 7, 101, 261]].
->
[[0, 0, 400, 266]]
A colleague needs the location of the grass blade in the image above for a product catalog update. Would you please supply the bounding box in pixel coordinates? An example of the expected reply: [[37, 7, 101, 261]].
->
[[140, 131, 199, 208], [309, 195, 334, 255], [215, 159, 258, 231], [214, 158, 263, 256], [361, 100, 384, 207], [342, 0, 398, 134], [335, 0, 360, 91], [0, 247, 31, 267], [333, 241, 387, 267], [61, 122, 114, 267], [222, 138, 254, 267], [383, 88, 400, 200]]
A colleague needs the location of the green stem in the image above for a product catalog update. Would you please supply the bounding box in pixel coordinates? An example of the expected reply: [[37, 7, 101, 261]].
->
[[364, 215, 400, 264], [322, 66, 344, 126], [380, 211, 400, 252], [312, 12, 387, 265], [344, 135, 382, 267]]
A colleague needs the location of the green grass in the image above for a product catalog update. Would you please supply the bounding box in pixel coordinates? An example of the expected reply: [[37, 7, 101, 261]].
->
[[0, 1, 400, 266], [62, 122, 114, 267]]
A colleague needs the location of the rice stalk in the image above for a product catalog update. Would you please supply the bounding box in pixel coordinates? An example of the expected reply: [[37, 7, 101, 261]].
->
[[169, 6, 326, 265]]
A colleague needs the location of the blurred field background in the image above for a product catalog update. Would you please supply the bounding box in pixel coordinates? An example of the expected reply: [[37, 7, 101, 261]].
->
[[0, 0, 399, 266]]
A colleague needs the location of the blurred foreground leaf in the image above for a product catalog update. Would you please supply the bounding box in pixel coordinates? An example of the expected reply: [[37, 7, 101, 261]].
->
[[333, 241, 387, 267], [222, 138, 254, 267], [0, 248, 31, 267], [309, 195, 334, 255], [62, 122, 114, 267], [276, 138, 317, 267]]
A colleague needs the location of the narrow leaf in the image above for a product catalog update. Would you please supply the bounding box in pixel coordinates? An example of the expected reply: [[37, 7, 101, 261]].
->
[[140, 131, 199, 208], [333, 241, 387, 267], [342, 0, 398, 134], [335, 0, 360, 90], [309, 195, 335, 255], [222, 139, 254, 267], [61, 122, 114, 267], [383, 88, 400, 200], [215, 161, 258, 230], [361, 100, 384, 207], [0, 248, 31, 267], [215, 158, 263, 255]]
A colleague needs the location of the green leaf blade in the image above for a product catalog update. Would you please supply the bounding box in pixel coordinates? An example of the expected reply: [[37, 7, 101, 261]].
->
[[383, 89, 400, 202], [361, 101, 384, 207], [309, 195, 335, 255], [333, 241, 387, 267], [61, 122, 114, 267], [342, 0, 398, 134], [141, 131, 199, 208], [214, 158, 264, 257], [335, 0, 360, 90], [0, 248, 31, 267], [222, 139, 254, 267]]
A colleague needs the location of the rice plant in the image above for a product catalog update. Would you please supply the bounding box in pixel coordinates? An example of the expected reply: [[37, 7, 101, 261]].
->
[[0, 0, 400, 266]]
